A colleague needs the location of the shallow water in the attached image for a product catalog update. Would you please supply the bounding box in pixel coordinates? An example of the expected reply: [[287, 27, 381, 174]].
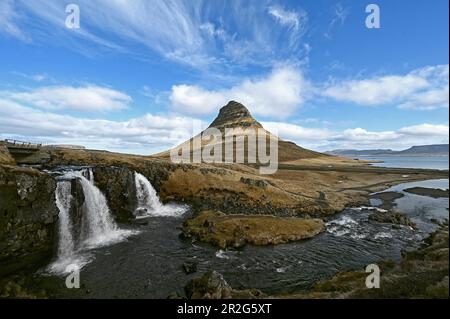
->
[[371, 179, 449, 233]]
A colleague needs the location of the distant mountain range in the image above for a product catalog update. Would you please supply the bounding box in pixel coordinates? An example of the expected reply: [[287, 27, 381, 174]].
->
[[328, 144, 449, 157]]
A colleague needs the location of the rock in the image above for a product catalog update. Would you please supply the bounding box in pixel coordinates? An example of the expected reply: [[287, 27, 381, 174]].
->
[[185, 270, 232, 299], [91, 166, 137, 222], [368, 211, 417, 229], [0, 143, 15, 165], [240, 177, 268, 188], [185, 270, 264, 299], [319, 191, 326, 201], [183, 261, 198, 274], [182, 210, 325, 249], [404, 187, 449, 199], [167, 291, 183, 299], [0, 166, 58, 277], [209, 101, 262, 130]]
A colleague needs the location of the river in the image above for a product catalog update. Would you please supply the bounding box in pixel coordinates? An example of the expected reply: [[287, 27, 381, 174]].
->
[[40, 165, 449, 298]]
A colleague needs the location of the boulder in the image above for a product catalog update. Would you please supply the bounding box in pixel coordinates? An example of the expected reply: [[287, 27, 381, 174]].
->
[[185, 270, 264, 299], [183, 261, 198, 274]]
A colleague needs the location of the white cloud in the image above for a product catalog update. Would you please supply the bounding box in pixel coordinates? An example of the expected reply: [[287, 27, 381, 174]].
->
[[323, 65, 449, 110], [259, 121, 449, 151], [0, 96, 447, 154], [262, 121, 331, 141], [170, 66, 310, 118], [3, 85, 132, 112], [0, 98, 201, 155], [398, 124, 449, 136]]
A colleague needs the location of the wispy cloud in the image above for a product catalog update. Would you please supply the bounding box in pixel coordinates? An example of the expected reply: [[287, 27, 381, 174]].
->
[[0, 0, 30, 42], [268, 5, 308, 48], [11, 71, 49, 82], [324, 2, 350, 39], [323, 65, 449, 110], [10, 0, 309, 70]]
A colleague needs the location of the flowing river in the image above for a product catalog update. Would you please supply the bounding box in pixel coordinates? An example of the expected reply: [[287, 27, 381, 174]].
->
[[40, 168, 449, 298]]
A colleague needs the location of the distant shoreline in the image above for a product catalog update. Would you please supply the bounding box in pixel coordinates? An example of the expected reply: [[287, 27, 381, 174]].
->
[[354, 154, 449, 158]]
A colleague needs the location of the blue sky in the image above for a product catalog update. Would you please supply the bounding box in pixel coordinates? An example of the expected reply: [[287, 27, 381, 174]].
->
[[0, 0, 448, 154]]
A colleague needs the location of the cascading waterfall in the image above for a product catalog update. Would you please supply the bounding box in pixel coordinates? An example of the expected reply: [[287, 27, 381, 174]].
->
[[76, 170, 121, 247], [55, 181, 75, 258], [134, 172, 187, 218], [48, 168, 134, 275]]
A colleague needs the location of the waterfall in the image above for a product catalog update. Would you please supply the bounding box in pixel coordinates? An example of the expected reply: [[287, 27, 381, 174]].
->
[[55, 181, 75, 258], [48, 168, 135, 275], [134, 172, 187, 218], [47, 179, 90, 274], [75, 170, 120, 247]]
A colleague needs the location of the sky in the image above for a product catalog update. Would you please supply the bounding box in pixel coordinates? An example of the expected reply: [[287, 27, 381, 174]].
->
[[0, 0, 448, 154]]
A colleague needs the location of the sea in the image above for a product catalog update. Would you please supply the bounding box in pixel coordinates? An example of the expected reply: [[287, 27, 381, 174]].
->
[[355, 155, 449, 170]]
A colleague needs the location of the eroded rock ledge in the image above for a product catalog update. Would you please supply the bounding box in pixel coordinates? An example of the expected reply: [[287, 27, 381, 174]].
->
[[0, 166, 58, 277], [182, 210, 325, 249]]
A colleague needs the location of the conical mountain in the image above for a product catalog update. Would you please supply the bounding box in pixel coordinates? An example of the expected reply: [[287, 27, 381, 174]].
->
[[208, 101, 262, 129], [154, 101, 324, 163]]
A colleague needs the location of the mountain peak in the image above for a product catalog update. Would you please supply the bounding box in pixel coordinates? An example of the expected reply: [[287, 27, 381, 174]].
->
[[209, 101, 261, 129]]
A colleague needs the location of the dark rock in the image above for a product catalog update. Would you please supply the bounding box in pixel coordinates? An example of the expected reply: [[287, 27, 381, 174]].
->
[[209, 101, 262, 130], [185, 270, 264, 299], [167, 291, 183, 299], [319, 191, 326, 201], [0, 166, 58, 277], [183, 261, 198, 274], [240, 177, 268, 189], [404, 187, 449, 199], [185, 270, 233, 299], [92, 166, 137, 222], [368, 210, 417, 229]]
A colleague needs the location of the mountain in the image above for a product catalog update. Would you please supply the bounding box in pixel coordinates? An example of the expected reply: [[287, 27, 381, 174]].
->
[[328, 144, 449, 157], [154, 101, 324, 163], [397, 144, 449, 155]]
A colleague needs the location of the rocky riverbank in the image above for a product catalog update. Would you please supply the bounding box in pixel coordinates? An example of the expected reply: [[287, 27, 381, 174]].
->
[[280, 221, 449, 299]]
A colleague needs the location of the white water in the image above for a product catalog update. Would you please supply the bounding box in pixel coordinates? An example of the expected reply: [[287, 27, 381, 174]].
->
[[55, 181, 75, 258], [134, 172, 187, 218], [48, 169, 135, 275], [76, 170, 126, 248]]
